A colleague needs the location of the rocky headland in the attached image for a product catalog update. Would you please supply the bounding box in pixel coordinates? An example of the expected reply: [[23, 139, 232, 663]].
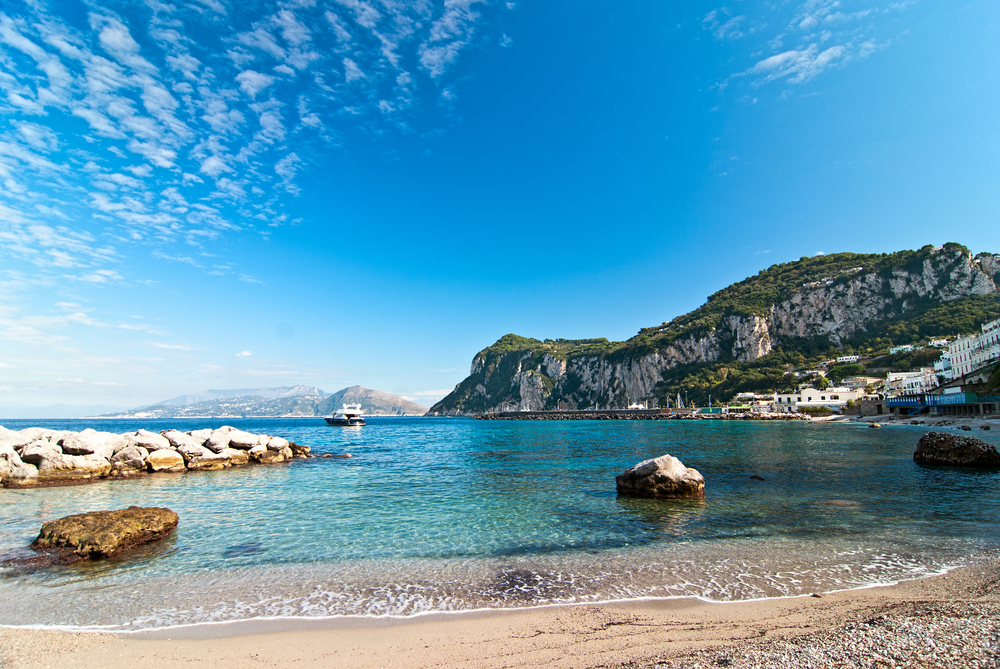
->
[[0, 425, 312, 488], [429, 244, 1000, 415]]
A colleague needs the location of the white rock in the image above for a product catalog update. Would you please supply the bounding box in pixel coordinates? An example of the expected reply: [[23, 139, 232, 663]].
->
[[186, 452, 232, 470], [257, 434, 272, 447], [163, 430, 205, 450], [0, 426, 34, 451], [20, 440, 63, 465], [61, 429, 125, 460], [0, 444, 27, 480], [176, 443, 212, 462], [146, 449, 186, 472], [110, 446, 148, 476], [36, 453, 111, 481], [226, 429, 260, 450], [5, 463, 39, 487], [205, 431, 231, 453], [188, 429, 212, 442], [128, 429, 172, 452], [266, 436, 289, 452]]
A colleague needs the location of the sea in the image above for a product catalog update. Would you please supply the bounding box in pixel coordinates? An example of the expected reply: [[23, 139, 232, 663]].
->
[[1, 417, 998, 632]]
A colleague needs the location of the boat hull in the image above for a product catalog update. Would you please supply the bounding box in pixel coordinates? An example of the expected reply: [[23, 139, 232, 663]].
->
[[325, 417, 366, 426]]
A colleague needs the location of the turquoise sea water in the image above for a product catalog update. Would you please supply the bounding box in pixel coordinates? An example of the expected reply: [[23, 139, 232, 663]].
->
[[1, 417, 998, 631]]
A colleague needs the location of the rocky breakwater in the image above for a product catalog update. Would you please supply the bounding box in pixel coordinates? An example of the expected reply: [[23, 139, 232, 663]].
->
[[0, 425, 311, 488], [615, 454, 705, 499], [913, 431, 1000, 468]]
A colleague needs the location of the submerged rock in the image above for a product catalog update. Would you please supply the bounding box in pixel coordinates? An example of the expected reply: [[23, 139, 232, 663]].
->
[[616, 454, 705, 499], [31, 506, 178, 561], [913, 431, 1000, 468]]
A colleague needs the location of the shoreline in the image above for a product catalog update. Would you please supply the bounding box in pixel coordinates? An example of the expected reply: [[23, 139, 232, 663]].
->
[[1, 557, 996, 668]]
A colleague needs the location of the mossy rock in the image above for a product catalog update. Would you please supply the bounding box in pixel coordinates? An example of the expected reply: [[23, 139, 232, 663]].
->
[[31, 506, 179, 560]]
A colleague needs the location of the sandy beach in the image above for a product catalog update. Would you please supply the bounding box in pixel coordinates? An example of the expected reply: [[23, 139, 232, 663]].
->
[[1, 557, 997, 669]]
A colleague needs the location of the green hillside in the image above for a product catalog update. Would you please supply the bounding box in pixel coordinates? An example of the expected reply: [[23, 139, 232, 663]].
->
[[432, 244, 1000, 413]]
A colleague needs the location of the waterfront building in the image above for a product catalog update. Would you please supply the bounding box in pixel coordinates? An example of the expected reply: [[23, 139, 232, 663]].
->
[[941, 317, 1000, 380], [885, 370, 937, 397], [772, 387, 861, 413]]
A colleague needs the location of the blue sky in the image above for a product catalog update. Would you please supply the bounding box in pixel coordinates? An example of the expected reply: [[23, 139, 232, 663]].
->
[[0, 0, 998, 411]]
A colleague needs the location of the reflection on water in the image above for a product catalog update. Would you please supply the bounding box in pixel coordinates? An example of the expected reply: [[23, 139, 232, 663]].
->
[[0, 417, 998, 630]]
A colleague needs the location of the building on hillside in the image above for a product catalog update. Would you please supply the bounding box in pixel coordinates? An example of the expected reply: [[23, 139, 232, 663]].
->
[[928, 338, 950, 348], [934, 351, 953, 379], [942, 317, 1000, 380], [772, 387, 861, 413], [885, 370, 938, 397], [836, 355, 860, 364], [841, 376, 883, 390], [890, 345, 916, 355]]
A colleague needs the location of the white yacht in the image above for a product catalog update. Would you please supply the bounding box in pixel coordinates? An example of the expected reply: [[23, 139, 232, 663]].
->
[[325, 403, 366, 426]]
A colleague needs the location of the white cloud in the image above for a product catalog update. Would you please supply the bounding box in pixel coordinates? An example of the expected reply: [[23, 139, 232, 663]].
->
[[745, 44, 846, 85], [144, 341, 194, 350], [236, 70, 276, 97], [236, 350, 253, 357], [343, 57, 365, 82]]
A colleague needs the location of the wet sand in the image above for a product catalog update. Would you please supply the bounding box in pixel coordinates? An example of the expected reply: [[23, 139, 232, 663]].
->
[[1, 558, 997, 669]]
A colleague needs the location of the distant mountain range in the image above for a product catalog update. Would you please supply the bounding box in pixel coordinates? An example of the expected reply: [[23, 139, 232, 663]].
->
[[0, 403, 130, 420], [100, 385, 427, 418]]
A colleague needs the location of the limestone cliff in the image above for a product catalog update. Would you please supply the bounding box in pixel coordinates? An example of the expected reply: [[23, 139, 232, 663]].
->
[[429, 244, 1000, 415]]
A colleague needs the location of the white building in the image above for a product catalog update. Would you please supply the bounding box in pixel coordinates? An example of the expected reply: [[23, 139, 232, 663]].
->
[[841, 376, 883, 390], [890, 345, 915, 355], [941, 318, 1000, 380], [836, 355, 860, 364], [772, 387, 861, 413], [885, 369, 939, 397], [929, 338, 950, 348]]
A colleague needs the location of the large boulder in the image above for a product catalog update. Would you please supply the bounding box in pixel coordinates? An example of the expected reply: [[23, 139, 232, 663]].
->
[[19, 439, 63, 465], [1, 444, 27, 480], [913, 432, 1000, 468], [35, 453, 112, 482], [128, 429, 171, 452], [204, 430, 231, 453], [175, 442, 213, 462], [0, 426, 36, 450], [4, 463, 39, 487], [31, 506, 179, 560], [61, 429, 125, 460], [146, 449, 186, 472], [110, 446, 149, 477], [220, 448, 250, 465], [250, 444, 285, 463], [616, 454, 706, 499], [225, 430, 261, 450], [186, 452, 233, 470], [266, 436, 289, 452], [162, 430, 205, 451]]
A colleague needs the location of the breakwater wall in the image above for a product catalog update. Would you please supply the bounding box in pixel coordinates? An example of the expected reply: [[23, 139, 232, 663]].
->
[[0, 425, 325, 489], [476, 409, 807, 421], [477, 409, 688, 421]]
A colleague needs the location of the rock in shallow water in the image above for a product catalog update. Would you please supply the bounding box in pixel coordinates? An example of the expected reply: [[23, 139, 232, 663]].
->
[[616, 454, 705, 498], [913, 431, 1000, 468], [31, 506, 178, 561]]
